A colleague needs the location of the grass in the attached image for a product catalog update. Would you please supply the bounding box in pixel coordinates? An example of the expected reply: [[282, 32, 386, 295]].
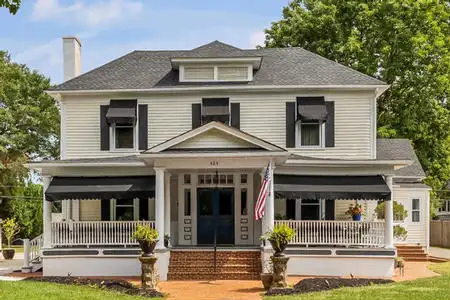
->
[[265, 262, 450, 300], [1, 245, 24, 253], [0, 280, 157, 300]]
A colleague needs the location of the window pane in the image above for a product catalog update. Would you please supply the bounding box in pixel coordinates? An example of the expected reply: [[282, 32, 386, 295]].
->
[[116, 198, 133, 206], [52, 201, 62, 213], [198, 192, 212, 215], [116, 207, 134, 220], [184, 189, 191, 216], [202, 114, 229, 125], [219, 191, 232, 215], [184, 174, 191, 185], [301, 123, 320, 146], [412, 211, 420, 222], [115, 127, 134, 148], [412, 199, 420, 210], [241, 189, 247, 215], [240, 174, 247, 184]]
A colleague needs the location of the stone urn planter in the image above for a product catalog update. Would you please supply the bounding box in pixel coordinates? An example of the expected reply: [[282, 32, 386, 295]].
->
[[262, 224, 296, 289], [2, 249, 15, 260], [132, 225, 159, 290], [261, 273, 273, 290]]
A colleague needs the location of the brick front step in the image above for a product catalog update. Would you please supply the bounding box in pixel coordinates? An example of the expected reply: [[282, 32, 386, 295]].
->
[[168, 250, 262, 280], [396, 245, 427, 261]]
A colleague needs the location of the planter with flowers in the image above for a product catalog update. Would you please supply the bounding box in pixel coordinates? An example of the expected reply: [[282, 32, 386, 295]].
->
[[346, 203, 364, 221]]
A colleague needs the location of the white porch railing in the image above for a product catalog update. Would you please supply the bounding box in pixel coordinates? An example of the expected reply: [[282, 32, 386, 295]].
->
[[51, 221, 155, 247], [275, 220, 385, 247]]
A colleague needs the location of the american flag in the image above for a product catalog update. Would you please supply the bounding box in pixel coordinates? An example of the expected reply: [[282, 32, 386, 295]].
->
[[255, 161, 271, 220]]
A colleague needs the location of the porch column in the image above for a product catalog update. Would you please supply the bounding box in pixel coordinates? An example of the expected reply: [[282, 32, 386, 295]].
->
[[164, 172, 171, 243], [262, 162, 275, 235], [42, 176, 52, 248], [154, 167, 165, 249], [384, 175, 394, 248]]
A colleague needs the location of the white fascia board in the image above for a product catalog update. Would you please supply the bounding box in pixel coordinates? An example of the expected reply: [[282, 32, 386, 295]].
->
[[284, 159, 411, 166], [46, 84, 390, 97], [140, 151, 290, 159], [27, 161, 146, 168]]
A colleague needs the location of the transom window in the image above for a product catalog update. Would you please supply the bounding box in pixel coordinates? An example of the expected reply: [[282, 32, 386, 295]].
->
[[296, 121, 325, 147]]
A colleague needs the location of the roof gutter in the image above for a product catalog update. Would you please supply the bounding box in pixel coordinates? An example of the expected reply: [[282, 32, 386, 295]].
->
[[46, 84, 390, 97]]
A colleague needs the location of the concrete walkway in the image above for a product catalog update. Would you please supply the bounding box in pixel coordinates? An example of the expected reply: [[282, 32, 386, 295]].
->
[[0, 252, 24, 275], [429, 247, 450, 260]]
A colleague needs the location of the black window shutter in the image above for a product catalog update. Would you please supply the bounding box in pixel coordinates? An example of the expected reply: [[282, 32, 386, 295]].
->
[[139, 198, 149, 220], [100, 105, 110, 150], [101, 199, 110, 221], [230, 103, 240, 129], [325, 102, 335, 147], [192, 103, 201, 129], [138, 104, 148, 150], [325, 199, 335, 220], [286, 102, 296, 148]]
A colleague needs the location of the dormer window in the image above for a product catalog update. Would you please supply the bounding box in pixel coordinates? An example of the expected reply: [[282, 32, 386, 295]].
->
[[201, 98, 230, 125], [180, 65, 252, 82]]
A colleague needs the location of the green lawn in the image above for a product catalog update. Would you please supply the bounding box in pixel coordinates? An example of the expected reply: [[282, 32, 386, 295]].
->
[[0, 280, 155, 300], [265, 262, 450, 300]]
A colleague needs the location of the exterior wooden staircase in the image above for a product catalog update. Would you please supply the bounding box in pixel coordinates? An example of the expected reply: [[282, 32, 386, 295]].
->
[[396, 245, 428, 261], [167, 250, 261, 280]]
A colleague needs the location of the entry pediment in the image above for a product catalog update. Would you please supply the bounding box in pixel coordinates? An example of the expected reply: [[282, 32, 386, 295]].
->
[[144, 122, 285, 153]]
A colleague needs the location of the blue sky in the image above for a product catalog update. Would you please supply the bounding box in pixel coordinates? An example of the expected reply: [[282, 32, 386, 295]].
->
[[0, 0, 289, 84]]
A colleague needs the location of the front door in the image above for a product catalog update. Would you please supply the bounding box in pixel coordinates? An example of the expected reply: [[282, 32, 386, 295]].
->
[[197, 188, 234, 245]]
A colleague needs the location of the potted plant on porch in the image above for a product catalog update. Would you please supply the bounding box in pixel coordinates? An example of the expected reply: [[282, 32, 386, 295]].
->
[[1, 218, 20, 260], [262, 224, 296, 288], [132, 225, 159, 290], [346, 203, 364, 221]]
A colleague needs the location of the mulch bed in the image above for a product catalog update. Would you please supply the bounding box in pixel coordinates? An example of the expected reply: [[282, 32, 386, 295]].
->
[[266, 277, 394, 296], [24, 277, 164, 298]]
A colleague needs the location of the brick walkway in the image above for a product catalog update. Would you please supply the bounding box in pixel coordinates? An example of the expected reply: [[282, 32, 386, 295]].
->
[[7, 261, 441, 300]]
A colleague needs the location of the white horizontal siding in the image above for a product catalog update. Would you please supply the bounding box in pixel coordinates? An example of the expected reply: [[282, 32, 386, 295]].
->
[[393, 186, 429, 246], [172, 128, 254, 149], [62, 90, 375, 159]]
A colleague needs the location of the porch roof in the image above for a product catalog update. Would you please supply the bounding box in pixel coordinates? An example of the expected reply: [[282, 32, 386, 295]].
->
[[274, 175, 391, 200], [45, 176, 155, 201]]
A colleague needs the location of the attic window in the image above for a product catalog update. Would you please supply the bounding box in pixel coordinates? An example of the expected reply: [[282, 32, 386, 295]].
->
[[180, 65, 252, 82]]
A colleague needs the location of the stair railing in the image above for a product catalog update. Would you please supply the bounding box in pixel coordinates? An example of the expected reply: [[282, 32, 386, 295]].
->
[[22, 234, 43, 273]]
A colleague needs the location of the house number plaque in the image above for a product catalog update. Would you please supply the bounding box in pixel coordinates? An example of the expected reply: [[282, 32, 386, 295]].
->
[[210, 161, 219, 166]]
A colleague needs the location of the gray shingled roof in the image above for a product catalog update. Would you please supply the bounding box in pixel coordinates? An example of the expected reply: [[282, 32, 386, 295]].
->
[[377, 139, 425, 177], [50, 41, 385, 91]]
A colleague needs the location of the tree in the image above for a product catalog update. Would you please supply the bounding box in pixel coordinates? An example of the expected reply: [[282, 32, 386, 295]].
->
[[0, 51, 60, 219], [0, 0, 21, 14], [10, 183, 43, 239], [265, 0, 450, 212]]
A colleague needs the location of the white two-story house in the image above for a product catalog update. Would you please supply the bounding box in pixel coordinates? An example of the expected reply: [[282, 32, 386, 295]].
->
[[29, 37, 430, 280]]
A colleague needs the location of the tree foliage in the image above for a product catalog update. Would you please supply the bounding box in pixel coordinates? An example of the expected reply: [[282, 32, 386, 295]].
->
[[0, 0, 20, 14], [10, 183, 43, 239], [265, 0, 450, 209], [0, 51, 60, 219]]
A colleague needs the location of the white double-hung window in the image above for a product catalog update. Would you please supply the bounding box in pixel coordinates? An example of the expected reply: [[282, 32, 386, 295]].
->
[[411, 198, 420, 222], [296, 121, 325, 147]]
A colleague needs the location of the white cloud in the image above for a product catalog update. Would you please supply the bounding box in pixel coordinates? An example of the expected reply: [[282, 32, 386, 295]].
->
[[31, 0, 143, 27], [249, 31, 266, 48]]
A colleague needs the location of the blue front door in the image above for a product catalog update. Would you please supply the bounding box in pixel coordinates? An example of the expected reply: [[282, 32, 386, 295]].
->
[[197, 188, 234, 245]]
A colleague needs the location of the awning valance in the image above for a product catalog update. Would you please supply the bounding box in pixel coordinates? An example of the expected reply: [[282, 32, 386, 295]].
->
[[106, 100, 137, 124], [45, 176, 155, 201], [297, 97, 328, 121], [274, 175, 391, 200]]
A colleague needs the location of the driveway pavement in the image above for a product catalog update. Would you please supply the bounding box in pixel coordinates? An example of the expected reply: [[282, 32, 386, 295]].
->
[[429, 247, 450, 260], [0, 252, 24, 274]]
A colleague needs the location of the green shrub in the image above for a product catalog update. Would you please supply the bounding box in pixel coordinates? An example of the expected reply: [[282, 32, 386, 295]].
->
[[393, 225, 408, 240], [375, 201, 408, 221], [131, 225, 158, 242]]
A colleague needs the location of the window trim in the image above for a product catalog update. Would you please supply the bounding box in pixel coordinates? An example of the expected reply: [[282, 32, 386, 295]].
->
[[295, 120, 325, 148], [411, 198, 421, 223], [110, 198, 139, 221], [110, 122, 138, 153]]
